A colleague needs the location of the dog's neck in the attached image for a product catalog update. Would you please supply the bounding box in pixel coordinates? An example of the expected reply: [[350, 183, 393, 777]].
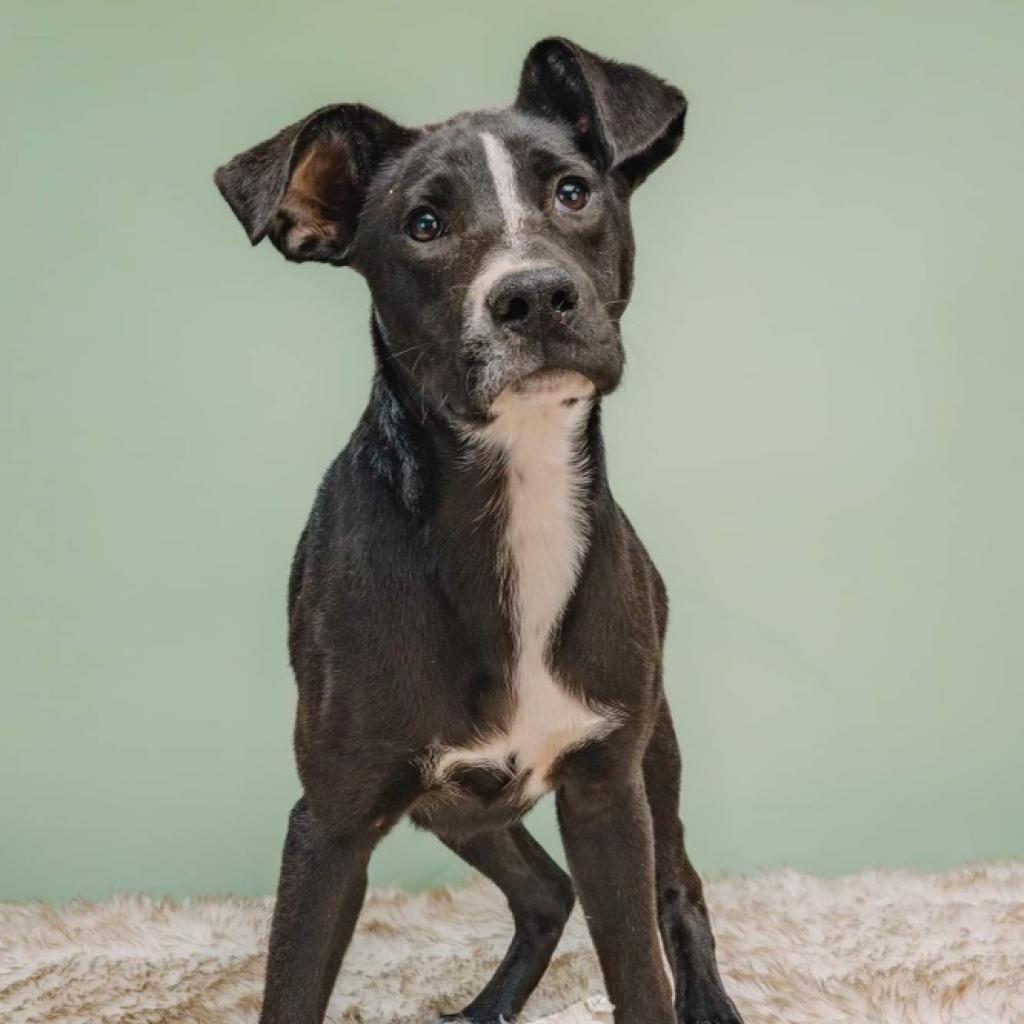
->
[[359, 318, 610, 529]]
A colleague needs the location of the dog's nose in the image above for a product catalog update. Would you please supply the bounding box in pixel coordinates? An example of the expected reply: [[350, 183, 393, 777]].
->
[[487, 267, 579, 332]]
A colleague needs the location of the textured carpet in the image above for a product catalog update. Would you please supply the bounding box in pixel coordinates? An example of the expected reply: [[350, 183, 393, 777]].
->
[[2, 863, 1022, 1024]]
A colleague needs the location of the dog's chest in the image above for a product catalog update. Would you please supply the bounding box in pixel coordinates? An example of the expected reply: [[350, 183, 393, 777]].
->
[[432, 394, 619, 800]]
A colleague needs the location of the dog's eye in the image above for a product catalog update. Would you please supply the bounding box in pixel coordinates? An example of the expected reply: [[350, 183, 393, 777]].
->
[[407, 207, 443, 242], [554, 178, 590, 212]]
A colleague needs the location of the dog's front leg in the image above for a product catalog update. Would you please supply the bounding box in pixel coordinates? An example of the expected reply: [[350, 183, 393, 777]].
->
[[259, 798, 375, 1024], [556, 772, 676, 1024]]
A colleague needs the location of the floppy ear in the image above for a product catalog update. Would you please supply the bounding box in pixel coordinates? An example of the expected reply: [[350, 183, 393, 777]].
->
[[516, 37, 687, 189], [214, 104, 414, 265]]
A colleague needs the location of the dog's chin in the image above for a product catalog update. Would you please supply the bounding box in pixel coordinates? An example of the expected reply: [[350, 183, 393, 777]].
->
[[505, 368, 597, 403], [454, 350, 621, 424]]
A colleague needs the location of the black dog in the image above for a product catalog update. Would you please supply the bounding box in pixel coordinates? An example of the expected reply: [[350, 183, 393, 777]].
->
[[215, 36, 742, 1024]]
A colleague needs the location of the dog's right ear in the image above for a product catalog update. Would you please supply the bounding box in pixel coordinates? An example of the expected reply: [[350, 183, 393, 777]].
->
[[214, 104, 415, 265]]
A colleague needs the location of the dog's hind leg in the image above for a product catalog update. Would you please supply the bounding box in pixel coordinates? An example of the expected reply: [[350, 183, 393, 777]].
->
[[437, 824, 575, 1023], [643, 699, 744, 1024], [258, 797, 376, 1024]]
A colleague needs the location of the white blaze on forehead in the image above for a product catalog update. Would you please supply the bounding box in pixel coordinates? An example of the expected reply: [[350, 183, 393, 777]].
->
[[480, 131, 528, 237], [463, 133, 536, 328]]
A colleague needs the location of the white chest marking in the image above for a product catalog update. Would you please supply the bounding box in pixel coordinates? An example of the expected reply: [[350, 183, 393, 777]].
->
[[434, 378, 622, 799]]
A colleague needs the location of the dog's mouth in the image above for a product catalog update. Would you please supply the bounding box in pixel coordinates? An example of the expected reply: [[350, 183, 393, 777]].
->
[[452, 335, 621, 425]]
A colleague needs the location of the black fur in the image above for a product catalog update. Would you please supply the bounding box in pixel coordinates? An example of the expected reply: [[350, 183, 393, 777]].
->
[[215, 36, 742, 1024]]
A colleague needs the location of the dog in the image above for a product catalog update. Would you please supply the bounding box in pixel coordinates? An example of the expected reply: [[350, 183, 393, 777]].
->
[[214, 36, 743, 1024]]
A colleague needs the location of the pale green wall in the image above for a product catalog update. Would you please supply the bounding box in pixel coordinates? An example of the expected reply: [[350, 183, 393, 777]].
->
[[2, 0, 1022, 903]]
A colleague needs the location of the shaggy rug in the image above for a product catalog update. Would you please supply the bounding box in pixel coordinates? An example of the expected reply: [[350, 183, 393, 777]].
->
[[1, 862, 1022, 1024]]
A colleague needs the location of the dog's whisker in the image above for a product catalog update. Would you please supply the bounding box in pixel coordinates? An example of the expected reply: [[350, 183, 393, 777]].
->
[[386, 340, 436, 359]]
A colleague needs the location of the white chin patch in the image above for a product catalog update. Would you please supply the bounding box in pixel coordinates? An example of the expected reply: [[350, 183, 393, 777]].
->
[[501, 369, 596, 405]]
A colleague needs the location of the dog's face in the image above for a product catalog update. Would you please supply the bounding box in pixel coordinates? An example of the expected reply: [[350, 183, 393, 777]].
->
[[351, 110, 634, 417], [215, 39, 686, 421]]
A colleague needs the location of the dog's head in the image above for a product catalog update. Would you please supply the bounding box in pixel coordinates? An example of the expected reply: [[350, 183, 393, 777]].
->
[[215, 38, 686, 422]]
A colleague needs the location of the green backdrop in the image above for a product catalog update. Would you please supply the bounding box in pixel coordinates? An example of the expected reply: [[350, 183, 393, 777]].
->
[[2, 0, 1022, 903]]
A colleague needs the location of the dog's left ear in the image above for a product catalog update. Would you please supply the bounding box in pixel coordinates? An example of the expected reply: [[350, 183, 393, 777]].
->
[[516, 37, 687, 189], [214, 103, 415, 265]]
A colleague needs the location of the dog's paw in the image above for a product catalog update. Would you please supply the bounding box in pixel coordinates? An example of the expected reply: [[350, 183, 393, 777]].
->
[[681, 994, 744, 1024], [436, 1014, 497, 1023], [436, 1014, 514, 1024]]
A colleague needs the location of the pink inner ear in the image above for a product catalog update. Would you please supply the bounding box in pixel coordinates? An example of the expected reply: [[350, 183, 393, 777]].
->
[[283, 219, 340, 252], [577, 112, 591, 134]]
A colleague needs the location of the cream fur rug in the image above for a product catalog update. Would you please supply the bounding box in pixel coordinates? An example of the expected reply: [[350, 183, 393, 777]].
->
[[2, 863, 1022, 1024]]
